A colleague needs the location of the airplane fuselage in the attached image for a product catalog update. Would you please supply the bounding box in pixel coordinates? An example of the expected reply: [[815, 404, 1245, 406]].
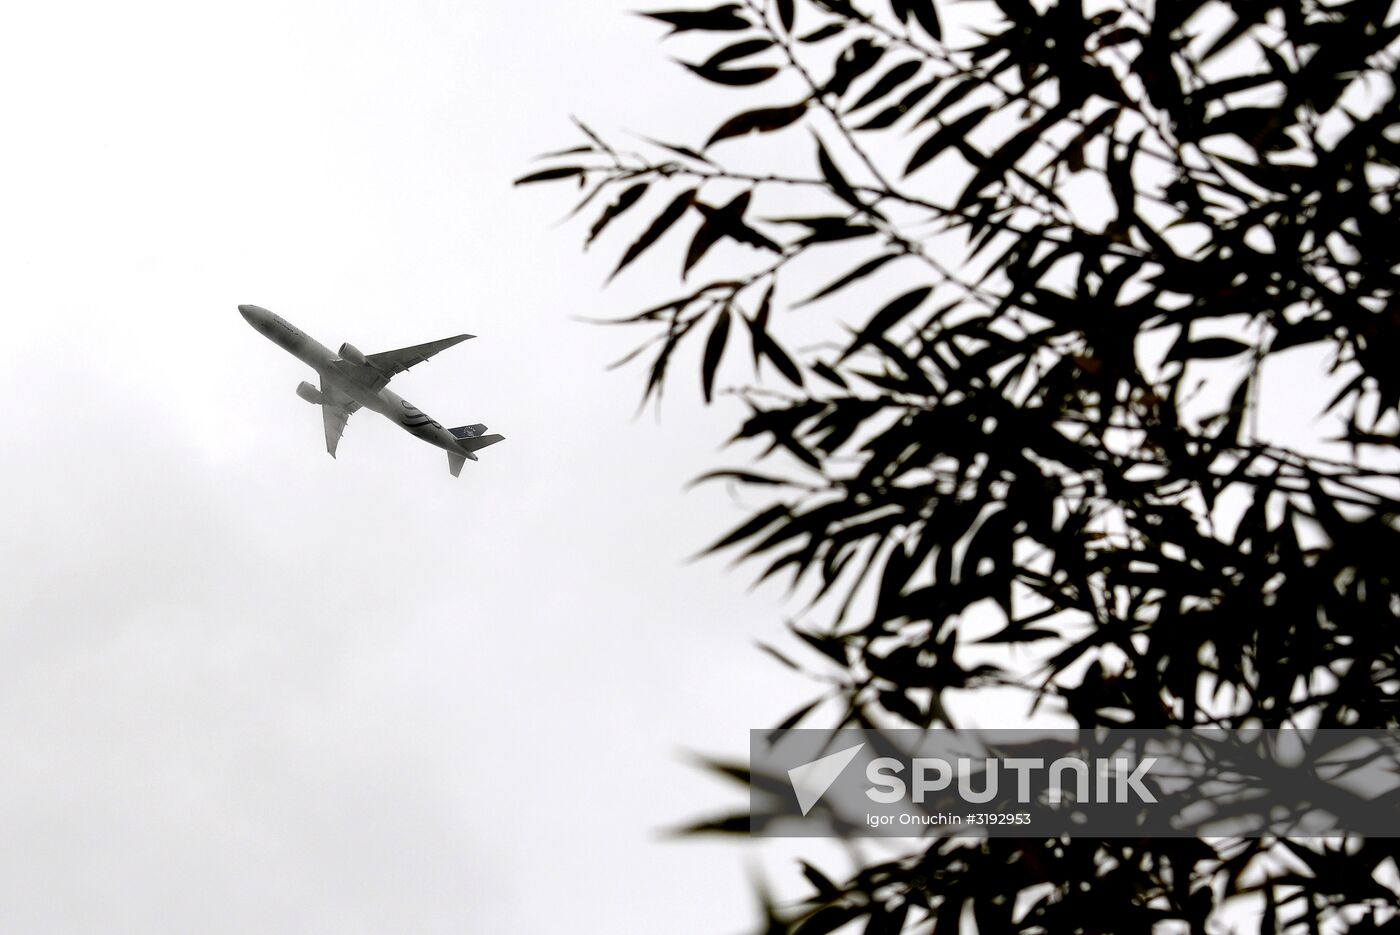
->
[[239, 304, 465, 455]]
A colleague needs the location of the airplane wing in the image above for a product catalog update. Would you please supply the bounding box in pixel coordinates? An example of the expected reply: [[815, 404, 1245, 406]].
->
[[319, 377, 360, 458], [322, 406, 350, 457], [366, 334, 474, 379]]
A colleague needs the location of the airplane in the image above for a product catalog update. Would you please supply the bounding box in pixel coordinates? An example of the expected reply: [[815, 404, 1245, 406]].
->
[[239, 304, 504, 476]]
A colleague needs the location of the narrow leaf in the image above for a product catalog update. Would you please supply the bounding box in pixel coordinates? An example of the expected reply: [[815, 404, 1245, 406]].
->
[[756, 641, 802, 671], [685, 213, 724, 277], [642, 4, 751, 34], [812, 360, 848, 388], [693, 469, 795, 487], [905, 105, 992, 175], [745, 284, 804, 386], [1167, 336, 1253, 361], [642, 136, 716, 166], [701, 307, 733, 402], [514, 167, 584, 185], [842, 286, 933, 358], [798, 252, 899, 305], [704, 37, 775, 66], [849, 60, 921, 112], [777, 0, 795, 30], [586, 182, 648, 247], [610, 188, 696, 280], [707, 101, 810, 146], [754, 328, 805, 386], [771, 697, 823, 733], [911, 0, 942, 40], [799, 22, 845, 42], [682, 61, 780, 86], [854, 78, 938, 130], [704, 503, 790, 553], [813, 134, 869, 215]]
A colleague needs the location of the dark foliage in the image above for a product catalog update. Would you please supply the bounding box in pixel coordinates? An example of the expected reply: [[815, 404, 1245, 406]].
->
[[521, 0, 1400, 930]]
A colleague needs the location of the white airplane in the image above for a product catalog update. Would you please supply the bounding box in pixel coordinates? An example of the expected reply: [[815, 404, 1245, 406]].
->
[[239, 304, 504, 476]]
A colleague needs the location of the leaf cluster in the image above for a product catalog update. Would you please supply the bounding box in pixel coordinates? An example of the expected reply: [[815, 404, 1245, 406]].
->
[[521, 0, 1400, 930]]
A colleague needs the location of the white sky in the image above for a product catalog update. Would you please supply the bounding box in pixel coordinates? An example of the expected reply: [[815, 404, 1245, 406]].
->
[[0, 2, 827, 931], [3, 1, 1390, 932]]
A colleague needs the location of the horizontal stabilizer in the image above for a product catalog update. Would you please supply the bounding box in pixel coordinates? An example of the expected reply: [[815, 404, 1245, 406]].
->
[[458, 433, 504, 454]]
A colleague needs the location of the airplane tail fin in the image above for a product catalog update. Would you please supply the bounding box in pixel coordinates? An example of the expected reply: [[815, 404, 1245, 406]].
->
[[449, 423, 488, 439], [446, 424, 505, 475]]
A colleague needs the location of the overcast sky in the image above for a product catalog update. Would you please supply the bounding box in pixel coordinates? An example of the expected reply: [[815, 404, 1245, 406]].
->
[[5, 2, 1390, 932], [0, 2, 839, 931]]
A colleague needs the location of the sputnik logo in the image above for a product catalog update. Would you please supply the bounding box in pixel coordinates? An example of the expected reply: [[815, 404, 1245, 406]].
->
[[787, 743, 865, 816]]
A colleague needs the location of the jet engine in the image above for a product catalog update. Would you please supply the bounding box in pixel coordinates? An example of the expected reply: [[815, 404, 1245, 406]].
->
[[295, 381, 324, 405], [338, 343, 367, 366]]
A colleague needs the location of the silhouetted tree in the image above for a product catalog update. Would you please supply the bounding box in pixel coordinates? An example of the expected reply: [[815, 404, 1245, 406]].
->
[[520, 0, 1400, 930]]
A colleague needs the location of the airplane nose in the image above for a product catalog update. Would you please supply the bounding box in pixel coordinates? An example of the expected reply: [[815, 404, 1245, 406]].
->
[[239, 304, 267, 323]]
